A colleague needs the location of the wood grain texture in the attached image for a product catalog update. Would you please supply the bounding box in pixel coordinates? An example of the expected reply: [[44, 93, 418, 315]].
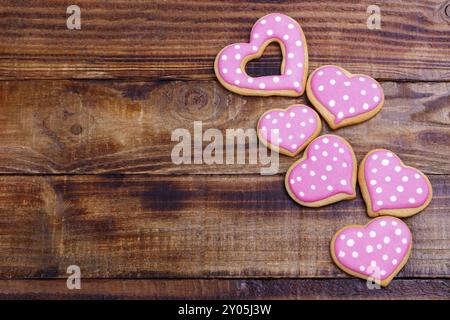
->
[[0, 80, 448, 174], [0, 279, 448, 300], [1, 0, 449, 81], [0, 174, 448, 279], [1, 0, 449, 300]]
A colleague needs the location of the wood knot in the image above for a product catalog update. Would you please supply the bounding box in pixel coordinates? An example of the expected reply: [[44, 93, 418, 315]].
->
[[160, 82, 236, 124], [70, 124, 83, 135], [184, 88, 209, 110], [440, 1, 450, 21], [171, 84, 221, 121]]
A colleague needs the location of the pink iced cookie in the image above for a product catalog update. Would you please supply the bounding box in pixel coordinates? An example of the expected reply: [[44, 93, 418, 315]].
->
[[359, 149, 432, 218], [331, 216, 412, 287], [285, 135, 357, 207], [257, 105, 322, 157], [306, 65, 384, 129], [214, 13, 308, 97]]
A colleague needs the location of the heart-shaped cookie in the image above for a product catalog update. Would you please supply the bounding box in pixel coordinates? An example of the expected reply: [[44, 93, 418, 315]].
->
[[331, 216, 412, 287], [257, 105, 322, 157], [306, 65, 384, 129], [359, 149, 432, 218], [285, 135, 357, 207], [214, 13, 308, 97]]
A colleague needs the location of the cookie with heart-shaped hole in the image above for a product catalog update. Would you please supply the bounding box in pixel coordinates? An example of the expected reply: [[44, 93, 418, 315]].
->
[[214, 13, 308, 97], [331, 216, 412, 287], [285, 134, 357, 207], [306, 65, 384, 129], [257, 104, 322, 157], [359, 149, 432, 218]]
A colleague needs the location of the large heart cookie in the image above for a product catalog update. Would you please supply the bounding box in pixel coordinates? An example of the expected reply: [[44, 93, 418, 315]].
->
[[257, 105, 322, 157], [285, 135, 357, 207], [331, 216, 412, 287], [306, 65, 384, 129], [359, 149, 432, 218], [214, 13, 308, 97]]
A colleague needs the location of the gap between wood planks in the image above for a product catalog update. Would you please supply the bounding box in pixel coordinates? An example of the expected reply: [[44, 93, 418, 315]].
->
[[1, 79, 450, 83]]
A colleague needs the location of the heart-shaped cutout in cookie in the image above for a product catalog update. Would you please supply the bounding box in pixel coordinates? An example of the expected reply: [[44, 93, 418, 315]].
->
[[214, 13, 308, 97], [306, 65, 384, 129], [359, 149, 432, 218], [257, 105, 322, 157], [331, 216, 412, 287], [285, 135, 357, 207]]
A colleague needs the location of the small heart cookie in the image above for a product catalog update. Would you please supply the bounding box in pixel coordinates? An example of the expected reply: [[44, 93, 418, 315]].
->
[[306, 65, 384, 129], [285, 135, 357, 207], [331, 216, 412, 287], [214, 13, 308, 97], [257, 105, 322, 157], [359, 149, 432, 218]]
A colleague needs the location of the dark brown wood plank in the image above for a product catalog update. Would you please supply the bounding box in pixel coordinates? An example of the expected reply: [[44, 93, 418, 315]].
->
[[0, 279, 447, 300], [0, 0, 449, 80], [0, 80, 448, 174], [0, 174, 448, 279]]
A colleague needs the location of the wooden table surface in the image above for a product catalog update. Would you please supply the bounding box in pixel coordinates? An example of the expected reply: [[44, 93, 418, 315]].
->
[[0, 0, 449, 299]]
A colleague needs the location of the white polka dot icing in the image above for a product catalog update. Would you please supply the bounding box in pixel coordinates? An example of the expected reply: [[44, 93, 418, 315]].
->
[[360, 149, 432, 218], [332, 217, 412, 286], [215, 13, 308, 97], [307, 65, 384, 129], [257, 105, 322, 156], [285, 135, 356, 206]]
